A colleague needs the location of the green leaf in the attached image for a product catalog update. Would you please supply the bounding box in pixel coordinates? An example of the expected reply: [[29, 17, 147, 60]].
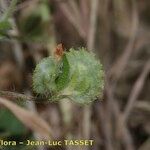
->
[[55, 54, 70, 91], [0, 109, 27, 136]]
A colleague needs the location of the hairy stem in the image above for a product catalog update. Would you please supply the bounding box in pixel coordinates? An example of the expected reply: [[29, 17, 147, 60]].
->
[[0, 90, 50, 103]]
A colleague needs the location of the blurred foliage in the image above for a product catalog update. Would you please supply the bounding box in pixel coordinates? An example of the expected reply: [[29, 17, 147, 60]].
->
[[0, 109, 27, 136], [18, 1, 51, 42], [0, 20, 11, 39], [0, 0, 149, 150]]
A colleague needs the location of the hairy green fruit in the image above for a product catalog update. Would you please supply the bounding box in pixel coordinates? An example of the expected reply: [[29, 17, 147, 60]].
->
[[33, 48, 104, 104]]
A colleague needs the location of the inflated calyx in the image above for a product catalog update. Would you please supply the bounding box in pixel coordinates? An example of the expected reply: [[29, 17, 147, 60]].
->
[[33, 48, 104, 104]]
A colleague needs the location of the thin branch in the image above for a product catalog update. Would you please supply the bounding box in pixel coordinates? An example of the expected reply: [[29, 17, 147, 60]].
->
[[67, 0, 80, 21], [87, 0, 99, 50], [82, 1, 100, 148], [134, 101, 150, 112], [98, 105, 113, 150], [0, 90, 64, 103], [0, 90, 36, 101], [105, 78, 135, 150], [58, 1, 86, 39], [0, 90, 51, 103], [123, 60, 150, 122], [80, 0, 89, 36], [109, 0, 139, 80]]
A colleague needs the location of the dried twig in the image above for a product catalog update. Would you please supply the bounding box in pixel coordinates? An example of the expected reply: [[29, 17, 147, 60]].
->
[[109, 0, 139, 80], [0, 90, 49, 103], [105, 78, 135, 150], [67, 0, 80, 21], [0, 90, 36, 101], [58, 0, 86, 39], [98, 104, 113, 150], [123, 60, 150, 122], [87, 0, 99, 50], [134, 101, 150, 112], [80, 0, 89, 35]]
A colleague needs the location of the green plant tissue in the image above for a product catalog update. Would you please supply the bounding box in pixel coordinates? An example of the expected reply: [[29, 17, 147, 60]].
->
[[33, 48, 105, 104]]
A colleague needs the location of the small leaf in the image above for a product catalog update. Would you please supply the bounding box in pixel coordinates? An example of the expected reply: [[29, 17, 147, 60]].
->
[[0, 109, 27, 136], [56, 54, 70, 91]]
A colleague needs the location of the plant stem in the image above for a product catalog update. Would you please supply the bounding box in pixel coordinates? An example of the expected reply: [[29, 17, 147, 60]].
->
[[2, 0, 17, 20], [0, 90, 49, 103], [0, 90, 35, 101]]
